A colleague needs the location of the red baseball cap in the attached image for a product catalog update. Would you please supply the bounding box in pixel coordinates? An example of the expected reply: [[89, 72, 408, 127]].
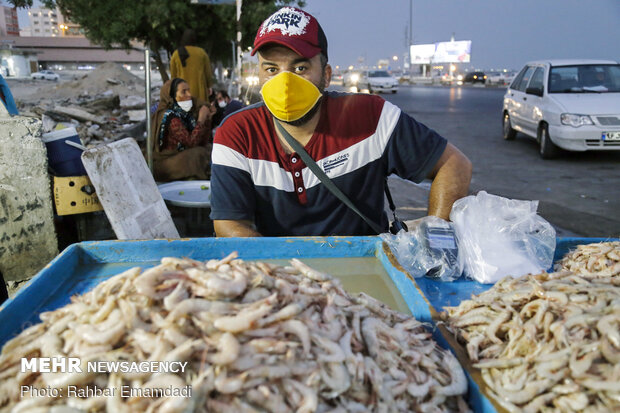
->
[[251, 7, 328, 61]]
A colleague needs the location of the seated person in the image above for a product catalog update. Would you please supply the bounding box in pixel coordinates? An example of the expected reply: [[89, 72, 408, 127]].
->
[[149, 78, 214, 181], [212, 90, 244, 126]]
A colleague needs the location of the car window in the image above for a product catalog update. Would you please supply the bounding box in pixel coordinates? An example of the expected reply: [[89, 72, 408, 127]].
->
[[549, 64, 620, 93], [528, 67, 545, 90], [514, 66, 536, 92], [369, 71, 390, 77], [510, 66, 528, 90]]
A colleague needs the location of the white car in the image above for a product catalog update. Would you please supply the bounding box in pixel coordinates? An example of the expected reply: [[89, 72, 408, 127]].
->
[[487, 71, 509, 86], [360, 70, 398, 94], [502, 59, 620, 158], [343, 70, 362, 88], [31, 70, 59, 81]]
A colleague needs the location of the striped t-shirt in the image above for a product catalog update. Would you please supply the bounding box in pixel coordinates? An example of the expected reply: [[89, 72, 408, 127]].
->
[[210, 91, 447, 236]]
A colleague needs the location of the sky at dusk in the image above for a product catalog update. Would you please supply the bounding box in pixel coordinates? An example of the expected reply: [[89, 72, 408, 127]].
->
[[304, 0, 620, 71], [8, 0, 620, 72]]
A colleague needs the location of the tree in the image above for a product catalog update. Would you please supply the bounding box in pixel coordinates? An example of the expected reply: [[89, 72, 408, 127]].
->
[[7, 0, 304, 81]]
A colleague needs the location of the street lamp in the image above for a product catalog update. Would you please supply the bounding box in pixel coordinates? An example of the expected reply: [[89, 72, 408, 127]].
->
[[392, 55, 398, 61]]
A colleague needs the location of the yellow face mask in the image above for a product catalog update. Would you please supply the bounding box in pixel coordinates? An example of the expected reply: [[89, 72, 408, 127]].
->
[[260, 72, 322, 122]]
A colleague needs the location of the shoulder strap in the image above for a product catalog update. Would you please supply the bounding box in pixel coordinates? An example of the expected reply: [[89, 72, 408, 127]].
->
[[274, 120, 383, 235]]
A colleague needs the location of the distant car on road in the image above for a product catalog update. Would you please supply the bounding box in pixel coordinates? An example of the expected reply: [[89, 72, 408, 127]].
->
[[331, 72, 344, 85], [502, 59, 620, 158], [343, 70, 362, 87], [486, 71, 509, 86], [464, 71, 487, 84], [359, 70, 398, 93], [31, 70, 59, 81], [439, 73, 463, 86]]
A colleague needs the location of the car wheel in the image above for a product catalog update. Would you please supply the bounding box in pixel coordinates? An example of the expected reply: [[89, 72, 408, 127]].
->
[[502, 112, 517, 140], [539, 123, 560, 159]]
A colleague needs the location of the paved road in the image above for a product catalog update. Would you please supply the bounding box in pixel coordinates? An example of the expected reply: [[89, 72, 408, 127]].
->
[[332, 84, 620, 238]]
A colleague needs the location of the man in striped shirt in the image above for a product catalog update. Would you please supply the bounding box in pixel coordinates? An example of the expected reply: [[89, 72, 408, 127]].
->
[[210, 7, 472, 237]]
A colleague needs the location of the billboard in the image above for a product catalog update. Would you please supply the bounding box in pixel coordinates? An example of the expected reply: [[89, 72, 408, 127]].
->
[[409, 41, 472, 64], [409, 44, 436, 64], [433, 40, 471, 63]]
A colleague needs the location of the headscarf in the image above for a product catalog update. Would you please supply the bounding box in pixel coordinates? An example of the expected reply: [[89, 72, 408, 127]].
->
[[177, 29, 196, 67], [150, 78, 203, 155]]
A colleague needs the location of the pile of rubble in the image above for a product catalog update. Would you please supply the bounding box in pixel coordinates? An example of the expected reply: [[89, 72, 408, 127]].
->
[[17, 62, 160, 146]]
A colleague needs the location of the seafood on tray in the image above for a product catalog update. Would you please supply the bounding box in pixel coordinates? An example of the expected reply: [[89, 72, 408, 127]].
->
[[554, 241, 620, 278], [0, 252, 469, 412], [443, 241, 620, 412]]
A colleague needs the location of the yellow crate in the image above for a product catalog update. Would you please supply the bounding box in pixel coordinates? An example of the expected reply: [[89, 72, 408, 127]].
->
[[53, 175, 103, 216]]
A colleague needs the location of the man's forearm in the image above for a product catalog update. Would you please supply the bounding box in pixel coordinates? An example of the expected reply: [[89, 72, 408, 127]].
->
[[214, 220, 262, 237], [427, 145, 472, 220]]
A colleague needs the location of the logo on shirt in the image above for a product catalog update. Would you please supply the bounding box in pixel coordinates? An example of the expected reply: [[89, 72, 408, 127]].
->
[[323, 153, 349, 174], [260, 8, 310, 37]]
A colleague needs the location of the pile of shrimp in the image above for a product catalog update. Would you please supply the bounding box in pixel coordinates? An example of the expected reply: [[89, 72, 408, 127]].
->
[[0, 252, 469, 412], [554, 241, 620, 278], [443, 242, 620, 412]]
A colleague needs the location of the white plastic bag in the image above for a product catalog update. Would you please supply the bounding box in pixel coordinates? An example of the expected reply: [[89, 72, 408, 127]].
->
[[380, 216, 463, 282], [450, 191, 556, 284]]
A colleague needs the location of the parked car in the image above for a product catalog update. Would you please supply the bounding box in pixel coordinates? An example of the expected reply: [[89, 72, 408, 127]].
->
[[343, 70, 362, 87], [502, 59, 620, 158], [464, 71, 487, 84], [31, 70, 59, 81], [359, 70, 398, 93]]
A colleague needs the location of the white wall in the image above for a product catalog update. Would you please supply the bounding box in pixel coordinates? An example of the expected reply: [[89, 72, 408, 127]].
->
[[1, 54, 33, 77]]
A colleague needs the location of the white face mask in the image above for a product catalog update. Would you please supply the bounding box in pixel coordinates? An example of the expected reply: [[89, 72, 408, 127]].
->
[[218, 100, 227, 109], [177, 100, 193, 112]]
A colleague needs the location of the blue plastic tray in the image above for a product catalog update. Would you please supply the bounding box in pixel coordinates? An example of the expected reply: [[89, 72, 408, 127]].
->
[[0, 236, 493, 411]]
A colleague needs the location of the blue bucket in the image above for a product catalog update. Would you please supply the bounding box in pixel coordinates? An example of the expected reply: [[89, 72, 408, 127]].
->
[[41, 128, 87, 177]]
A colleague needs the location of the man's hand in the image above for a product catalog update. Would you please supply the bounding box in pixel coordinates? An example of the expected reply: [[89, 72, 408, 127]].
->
[[214, 220, 262, 237], [426, 143, 472, 220]]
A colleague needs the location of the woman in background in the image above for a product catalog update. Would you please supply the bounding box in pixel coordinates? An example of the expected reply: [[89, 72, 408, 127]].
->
[[170, 29, 213, 102], [150, 78, 214, 181]]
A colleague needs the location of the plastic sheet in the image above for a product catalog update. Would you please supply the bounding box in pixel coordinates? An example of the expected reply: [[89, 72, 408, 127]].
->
[[450, 191, 556, 284]]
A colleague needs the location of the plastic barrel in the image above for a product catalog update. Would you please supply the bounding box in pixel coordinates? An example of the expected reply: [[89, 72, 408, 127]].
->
[[41, 128, 87, 177]]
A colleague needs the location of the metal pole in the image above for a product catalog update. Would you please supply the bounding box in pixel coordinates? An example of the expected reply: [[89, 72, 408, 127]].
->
[[229, 40, 236, 97], [236, 0, 242, 98], [409, 0, 413, 76], [144, 49, 153, 172]]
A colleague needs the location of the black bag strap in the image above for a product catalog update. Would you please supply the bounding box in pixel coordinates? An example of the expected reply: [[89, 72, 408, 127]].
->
[[384, 179, 409, 234], [274, 120, 384, 235], [384, 179, 399, 221]]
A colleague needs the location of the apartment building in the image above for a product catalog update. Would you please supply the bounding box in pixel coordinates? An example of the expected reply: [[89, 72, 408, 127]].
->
[[0, 6, 19, 37]]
